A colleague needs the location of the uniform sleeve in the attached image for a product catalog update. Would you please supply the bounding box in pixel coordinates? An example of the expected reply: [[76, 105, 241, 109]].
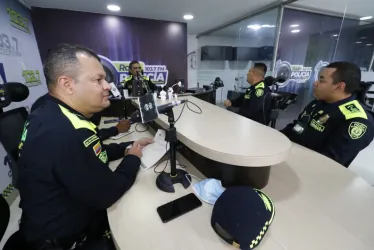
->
[[104, 141, 133, 161], [54, 130, 141, 210], [148, 79, 156, 92], [317, 118, 374, 167], [230, 94, 244, 107], [98, 127, 118, 141]]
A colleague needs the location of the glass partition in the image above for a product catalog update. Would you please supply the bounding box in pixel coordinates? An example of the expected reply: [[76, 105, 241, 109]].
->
[[197, 8, 279, 105]]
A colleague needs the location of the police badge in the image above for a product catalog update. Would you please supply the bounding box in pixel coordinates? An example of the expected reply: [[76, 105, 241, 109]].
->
[[349, 122, 367, 139]]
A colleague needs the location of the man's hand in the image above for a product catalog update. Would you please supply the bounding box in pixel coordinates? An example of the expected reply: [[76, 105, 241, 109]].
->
[[127, 142, 143, 158], [135, 138, 154, 149], [116, 120, 131, 133], [224, 100, 232, 107]]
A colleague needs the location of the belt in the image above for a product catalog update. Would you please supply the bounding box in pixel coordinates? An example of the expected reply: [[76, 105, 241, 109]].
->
[[29, 233, 88, 250]]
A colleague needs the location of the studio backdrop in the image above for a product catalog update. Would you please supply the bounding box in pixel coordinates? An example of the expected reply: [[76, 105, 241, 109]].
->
[[31, 8, 188, 87]]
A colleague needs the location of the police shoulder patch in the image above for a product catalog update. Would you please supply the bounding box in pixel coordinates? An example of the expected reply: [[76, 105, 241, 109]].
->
[[93, 141, 102, 156], [255, 88, 264, 97], [348, 122, 367, 139]]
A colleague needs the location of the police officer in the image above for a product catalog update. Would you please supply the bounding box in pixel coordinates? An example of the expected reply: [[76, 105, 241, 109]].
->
[[17, 44, 153, 249], [281, 61, 374, 167], [224, 63, 272, 125], [30, 92, 131, 141], [122, 60, 156, 95]]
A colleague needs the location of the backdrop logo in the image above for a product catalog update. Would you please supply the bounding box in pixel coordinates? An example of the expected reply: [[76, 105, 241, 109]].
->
[[314, 60, 329, 82], [6, 7, 30, 33], [0, 32, 21, 57], [22, 69, 41, 87], [99, 55, 169, 85], [273, 60, 312, 88], [0, 63, 6, 84]]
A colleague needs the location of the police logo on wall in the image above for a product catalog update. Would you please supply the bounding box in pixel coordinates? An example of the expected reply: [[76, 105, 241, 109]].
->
[[273, 60, 312, 88], [349, 122, 367, 139], [314, 60, 329, 82]]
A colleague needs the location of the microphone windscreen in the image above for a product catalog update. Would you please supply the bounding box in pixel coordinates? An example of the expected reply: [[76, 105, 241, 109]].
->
[[4, 82, 30, 102]]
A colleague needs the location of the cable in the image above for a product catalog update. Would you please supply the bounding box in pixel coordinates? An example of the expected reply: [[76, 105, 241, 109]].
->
[[135, 123, 149, 132], [153, 141, 187, 174], [174, 100, 202, 124]]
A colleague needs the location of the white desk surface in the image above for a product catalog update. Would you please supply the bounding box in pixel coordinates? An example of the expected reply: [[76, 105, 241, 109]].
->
[[103, 121, 374, 250], [135, 96, 292, 167]]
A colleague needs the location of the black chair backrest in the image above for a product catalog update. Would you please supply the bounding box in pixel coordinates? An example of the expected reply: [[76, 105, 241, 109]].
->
[[356, 81, 373, 104], [0, 195, 10, 243], [0, 107, 28, 186]]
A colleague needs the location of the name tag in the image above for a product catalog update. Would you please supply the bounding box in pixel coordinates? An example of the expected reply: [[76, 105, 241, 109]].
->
[[293, 123, 304, 134]]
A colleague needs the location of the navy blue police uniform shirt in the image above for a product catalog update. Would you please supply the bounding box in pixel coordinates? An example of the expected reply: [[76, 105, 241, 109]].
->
[[230, 81, 272, 125], [122, 75, 156, 96], [18, 95, 141, 241], [31, 94, 119, 140], [281, 95, 374, 167]]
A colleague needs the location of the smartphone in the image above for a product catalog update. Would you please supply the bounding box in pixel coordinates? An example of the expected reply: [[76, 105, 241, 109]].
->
[[157, 193, 202, 223]]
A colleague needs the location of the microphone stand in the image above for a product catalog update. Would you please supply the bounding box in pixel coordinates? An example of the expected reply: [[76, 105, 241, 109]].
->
[[155, 108, 191, 193]]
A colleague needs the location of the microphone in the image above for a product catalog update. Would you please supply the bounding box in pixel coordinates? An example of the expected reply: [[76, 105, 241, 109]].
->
[[0, 82, 29, 109], [130, 99, 187, 124]]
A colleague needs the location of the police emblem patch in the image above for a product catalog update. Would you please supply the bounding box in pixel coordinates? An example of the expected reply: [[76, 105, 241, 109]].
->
[[255, 89, 264, 97], [93, 141, 102, 156], [348, 122, 367, 139]]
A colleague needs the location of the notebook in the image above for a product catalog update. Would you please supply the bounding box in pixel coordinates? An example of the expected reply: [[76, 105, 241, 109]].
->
[[141, 129, 170, 171]]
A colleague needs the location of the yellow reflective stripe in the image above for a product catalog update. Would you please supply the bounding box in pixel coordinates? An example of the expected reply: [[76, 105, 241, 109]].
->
[[143, 76, 150, 80], [59, 105, 97, 133], [338, 100, 367, 120], [255, 82, 265, 89], [125, 75, 133, 81]]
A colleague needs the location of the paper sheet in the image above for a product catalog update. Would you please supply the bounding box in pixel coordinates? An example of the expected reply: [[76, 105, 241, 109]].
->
[[141, 129, 170, 170]]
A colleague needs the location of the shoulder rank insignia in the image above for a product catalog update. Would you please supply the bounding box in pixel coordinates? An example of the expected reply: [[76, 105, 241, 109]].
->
[[255, 89, 264, 97], [349, 122, 367, 139]]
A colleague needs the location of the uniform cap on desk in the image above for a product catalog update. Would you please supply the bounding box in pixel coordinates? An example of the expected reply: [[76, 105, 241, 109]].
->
[[211, 187, 275, 250]]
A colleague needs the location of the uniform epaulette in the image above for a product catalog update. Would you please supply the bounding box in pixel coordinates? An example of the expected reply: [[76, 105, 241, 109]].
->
[[338, 100, 368, 120], [124, 75, 133, 82]]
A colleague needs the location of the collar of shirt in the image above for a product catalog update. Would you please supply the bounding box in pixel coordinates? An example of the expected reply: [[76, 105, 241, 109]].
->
[[250, 80, 265, 89], [47, 94, 90, 121]]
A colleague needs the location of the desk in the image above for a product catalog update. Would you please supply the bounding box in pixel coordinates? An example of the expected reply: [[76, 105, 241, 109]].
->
[[104, 122, 374, 250], [135, 96, 291, 188]]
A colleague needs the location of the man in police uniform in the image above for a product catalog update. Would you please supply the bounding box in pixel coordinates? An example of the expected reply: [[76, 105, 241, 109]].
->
[[281, 61, 374, 167], [122, 60, 156, 96], [30, 93, 131, 141], [17, 44, 153, 249], [224, 63, 271, 125]]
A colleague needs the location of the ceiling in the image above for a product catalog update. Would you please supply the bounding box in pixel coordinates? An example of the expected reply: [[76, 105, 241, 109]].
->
[[23, 0, 285, 34], [291, 0, 374, 19]]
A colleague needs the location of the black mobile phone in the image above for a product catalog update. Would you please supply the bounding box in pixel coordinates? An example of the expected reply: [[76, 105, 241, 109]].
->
[[157, 193, 202, 223]]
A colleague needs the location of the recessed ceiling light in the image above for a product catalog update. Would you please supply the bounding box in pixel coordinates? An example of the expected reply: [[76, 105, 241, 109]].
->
[[360, 16, 372, 20], [183, 14, 194, 20], [291, 29, 300, 33], [356, 41, 362, 44], [290, 24, 299, 27], [367, 44, 372, 46], [261, 24, 276, 28], [333, 34, 339, 37], [247, 25, 261, 30], [107, 4, 120, 11]]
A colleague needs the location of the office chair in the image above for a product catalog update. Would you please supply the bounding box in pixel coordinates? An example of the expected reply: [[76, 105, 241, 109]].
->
[[356, 81, 373, 106], [0, 107, 29, 188], [0, 195, 10, 242]]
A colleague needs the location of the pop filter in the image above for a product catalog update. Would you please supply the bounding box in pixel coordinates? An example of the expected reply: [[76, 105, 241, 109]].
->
[[0, 82, 29, 109]]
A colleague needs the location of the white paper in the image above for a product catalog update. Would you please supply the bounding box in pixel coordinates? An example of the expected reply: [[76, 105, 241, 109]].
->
[[141, 129, 170, 171], [110, 131, 133, 140]]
